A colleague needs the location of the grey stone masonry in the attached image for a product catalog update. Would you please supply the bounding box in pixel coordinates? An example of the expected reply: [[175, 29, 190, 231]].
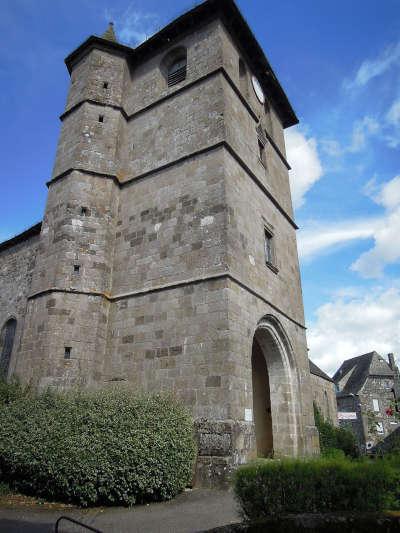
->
[[334, 351, 400, 452], [0, 0, 319, 485]]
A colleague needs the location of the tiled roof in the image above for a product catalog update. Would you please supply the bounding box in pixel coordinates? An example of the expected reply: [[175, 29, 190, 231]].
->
[[333, 351, 394, 394], [309, 359, 333, 382]]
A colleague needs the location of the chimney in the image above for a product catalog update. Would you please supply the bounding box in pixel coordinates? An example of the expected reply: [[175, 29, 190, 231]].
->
[[388, 353, 396, 371]]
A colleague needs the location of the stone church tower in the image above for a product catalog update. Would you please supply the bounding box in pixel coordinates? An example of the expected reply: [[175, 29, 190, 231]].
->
[[0, 0, 319, 483]]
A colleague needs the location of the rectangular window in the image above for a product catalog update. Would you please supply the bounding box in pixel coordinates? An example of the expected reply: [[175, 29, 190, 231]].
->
[[98, 115, 104, 123], [258, 140, 266, 167], [264, 228, 274, 265], [64, 347, 71, 359], [256, 124, 268, 168], [73, 264, 80, 274], [373, 399, 380, 412]]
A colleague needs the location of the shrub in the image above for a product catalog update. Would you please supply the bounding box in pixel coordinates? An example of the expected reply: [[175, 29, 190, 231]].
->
[[314, 403, 359, 458], [0, 388, 196, 506], [234, 457, 400, 519], [0, 377, 32, 406], [0, 481, 10, 496]]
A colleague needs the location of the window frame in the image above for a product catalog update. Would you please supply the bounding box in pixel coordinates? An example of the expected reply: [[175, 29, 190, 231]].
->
[[256, 124, 268, 169], [263, 223, 278, 273], [161, 47, 188, 88]]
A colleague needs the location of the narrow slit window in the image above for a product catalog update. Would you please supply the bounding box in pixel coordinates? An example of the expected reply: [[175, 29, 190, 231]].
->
[[81, 207, 88, 216], [64, 347, 71, 359], [257, 124, 267, 167], [98, 115, 104, 123], [73, 264, 80, 274], [258, 140, 266, 167], [264, 228, 274, 266]]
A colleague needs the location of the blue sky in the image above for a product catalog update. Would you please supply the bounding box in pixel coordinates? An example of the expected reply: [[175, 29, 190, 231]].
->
[[1, 0, 399, 374]]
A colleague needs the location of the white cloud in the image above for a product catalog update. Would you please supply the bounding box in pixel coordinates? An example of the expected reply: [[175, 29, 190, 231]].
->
[[298, 219, 376, 261], [308, 285, 400, 376], [285, 128, 323, 209], [348, 116, 380, 152], [105, 5, 159, 46], [345, 41, 400, 89], [387, 99, 400, 125], [375, 175, 400, 210], [320, 139, 343, 158], [384, 99, 400, 148], [320, 116, 380, 158], [299, 175, 400, 279], [351, 176, 400, 277]]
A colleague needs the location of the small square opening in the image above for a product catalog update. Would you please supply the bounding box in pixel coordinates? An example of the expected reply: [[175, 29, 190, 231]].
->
[[98, 115, 104, 123], [73, 264, 80, 273], [103, 82, 109, 89], [64, 347, 71, 359]]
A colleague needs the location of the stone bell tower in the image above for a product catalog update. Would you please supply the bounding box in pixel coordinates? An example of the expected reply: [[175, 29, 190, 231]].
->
[[15, 25, 129, 387], [11, 0, 319, 484]]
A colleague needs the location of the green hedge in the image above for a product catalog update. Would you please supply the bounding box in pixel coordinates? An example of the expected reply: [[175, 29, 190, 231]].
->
[[314, 403, 359, 458], [0, 387, 196, 506], [234, 457, 400, 519]]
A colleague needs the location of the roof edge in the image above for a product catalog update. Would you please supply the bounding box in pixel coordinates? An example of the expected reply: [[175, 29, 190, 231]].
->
[[0, 222, 42, 253], [309, 359, 333, 383], [64, 0, 298, 127], [65, 36, 133, 74]]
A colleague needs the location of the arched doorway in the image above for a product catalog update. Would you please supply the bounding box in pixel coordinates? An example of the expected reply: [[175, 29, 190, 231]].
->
[[252, 339, 273, 456], [0, 318, 17, 378], [251, 316, 300, 457]]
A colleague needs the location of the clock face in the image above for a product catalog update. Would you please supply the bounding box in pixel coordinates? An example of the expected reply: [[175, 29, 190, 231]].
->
[[251, 75, 265, 104]]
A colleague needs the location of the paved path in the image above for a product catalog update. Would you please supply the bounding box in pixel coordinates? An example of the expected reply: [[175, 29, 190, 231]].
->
[[0, 489, 240, 532]]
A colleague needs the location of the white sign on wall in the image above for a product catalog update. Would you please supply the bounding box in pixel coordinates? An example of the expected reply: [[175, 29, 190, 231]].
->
[[245, 408, 253, 422], [338, 412, 357, 420]]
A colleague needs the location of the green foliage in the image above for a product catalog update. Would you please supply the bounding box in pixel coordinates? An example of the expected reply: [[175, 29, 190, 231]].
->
[[234, 456, 400, 519], [0, 388, 196, 507], [314, 403, 359, 458], [0, 481, 10, 496], [0, 377, 32, 406]]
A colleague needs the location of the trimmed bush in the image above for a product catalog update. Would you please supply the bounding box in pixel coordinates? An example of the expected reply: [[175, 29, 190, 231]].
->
[[314, 403, 359, 458], [0, 388, 196, 506], [0, 377, 32, 406], [234, 457, 400, 519]]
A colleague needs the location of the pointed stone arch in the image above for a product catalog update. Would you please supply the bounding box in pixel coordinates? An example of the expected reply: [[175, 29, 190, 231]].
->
[[0, 317, 17, 378], [251, 315, 301, 457]]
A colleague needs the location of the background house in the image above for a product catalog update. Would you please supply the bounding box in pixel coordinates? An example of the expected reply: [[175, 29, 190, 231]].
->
[[333, 352, 400, 452]]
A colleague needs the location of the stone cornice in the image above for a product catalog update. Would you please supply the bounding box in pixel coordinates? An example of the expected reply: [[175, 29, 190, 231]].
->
[[27, 272, 306, 330], [58, 67, 291, 171], [46, 140, 297, 229]]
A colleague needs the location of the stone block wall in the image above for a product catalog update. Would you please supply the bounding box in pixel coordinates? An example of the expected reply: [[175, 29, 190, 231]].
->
[[0, 234, 39, 377], [310, 373, 338, 426], [0, 2, 320, 481]]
